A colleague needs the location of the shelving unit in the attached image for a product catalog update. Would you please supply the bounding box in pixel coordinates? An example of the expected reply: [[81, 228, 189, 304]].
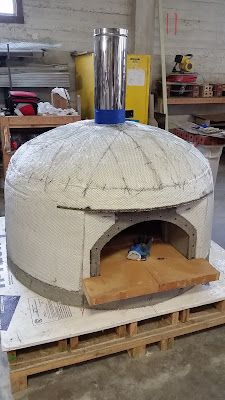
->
[[0, 115, 80, 176]]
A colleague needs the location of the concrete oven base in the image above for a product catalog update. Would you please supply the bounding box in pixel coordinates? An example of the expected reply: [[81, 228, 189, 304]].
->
[[8, 257, 188, 310], [7, 257, 84, 307]]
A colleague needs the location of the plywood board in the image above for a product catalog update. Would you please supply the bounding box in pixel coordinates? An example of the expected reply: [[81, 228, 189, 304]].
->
[[83, 242, 219, 306], [149, 258, 219, 291], [83, 266, 159, 306]]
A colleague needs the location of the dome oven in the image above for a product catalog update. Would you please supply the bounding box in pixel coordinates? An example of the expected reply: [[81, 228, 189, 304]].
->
[[5, 29, 218, 309]]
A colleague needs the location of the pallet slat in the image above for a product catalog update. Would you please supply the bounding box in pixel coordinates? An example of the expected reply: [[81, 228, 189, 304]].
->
[[127, 322, 138, 337], [180, 309, 190, 323], [115, 325, 127, 338], [215, 300, 225, 312], [128, 345, 146, 358], [58, 339, 68, 352], [70, 337, 79, 350]]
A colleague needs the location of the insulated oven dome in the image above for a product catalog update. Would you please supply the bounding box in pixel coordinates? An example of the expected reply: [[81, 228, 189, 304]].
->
[[5, 120, 214, 308], [5, 120, 212, 211]]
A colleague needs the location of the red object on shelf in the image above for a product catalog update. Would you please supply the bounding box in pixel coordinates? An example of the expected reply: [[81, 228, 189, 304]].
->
[[167, 73, 198, 83], [15, 103, 36, 116], [171, 128, 225, 146], [8, 90, 39, 116]]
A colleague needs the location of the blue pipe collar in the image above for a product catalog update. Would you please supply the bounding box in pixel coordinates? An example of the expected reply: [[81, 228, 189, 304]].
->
[[95, 109, 125, 124]]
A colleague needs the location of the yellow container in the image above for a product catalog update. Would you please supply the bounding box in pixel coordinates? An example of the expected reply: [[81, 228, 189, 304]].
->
[[75, 53, 95, 120], [75, 53, 151, 124]]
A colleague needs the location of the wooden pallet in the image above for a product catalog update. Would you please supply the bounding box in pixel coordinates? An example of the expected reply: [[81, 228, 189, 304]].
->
[[8, 299, 225, 393]]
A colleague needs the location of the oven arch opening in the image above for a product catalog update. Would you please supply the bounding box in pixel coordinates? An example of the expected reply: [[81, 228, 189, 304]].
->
[[90, 211, 197, 278]]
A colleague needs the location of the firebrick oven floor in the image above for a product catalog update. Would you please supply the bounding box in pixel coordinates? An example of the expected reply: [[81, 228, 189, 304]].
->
[[83, 241, 219, 306], [1, 154, 225, 400]]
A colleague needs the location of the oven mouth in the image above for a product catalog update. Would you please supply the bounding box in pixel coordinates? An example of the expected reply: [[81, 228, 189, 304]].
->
[[90, 210, 197, 278]]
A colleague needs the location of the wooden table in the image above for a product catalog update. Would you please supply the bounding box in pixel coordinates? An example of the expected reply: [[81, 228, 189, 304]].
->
[[0, 115, 80, 176]]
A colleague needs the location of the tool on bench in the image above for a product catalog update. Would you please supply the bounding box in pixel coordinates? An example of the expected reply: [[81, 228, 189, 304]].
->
[[167, 54, 197, 84], [173, 54, 193, 73]]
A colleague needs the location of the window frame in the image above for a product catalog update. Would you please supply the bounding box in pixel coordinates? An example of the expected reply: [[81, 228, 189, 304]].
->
[[0, 0, 24, 24]]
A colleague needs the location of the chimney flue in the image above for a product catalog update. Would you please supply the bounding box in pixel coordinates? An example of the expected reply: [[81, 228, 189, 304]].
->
[[94, 28, 128, 124]]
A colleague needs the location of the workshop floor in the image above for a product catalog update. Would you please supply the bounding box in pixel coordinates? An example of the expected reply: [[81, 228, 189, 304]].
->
[[1, 154, 225, 400]]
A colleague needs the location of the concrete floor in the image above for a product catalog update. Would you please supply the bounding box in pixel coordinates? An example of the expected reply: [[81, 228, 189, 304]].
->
[[1, 154, 225, 400]]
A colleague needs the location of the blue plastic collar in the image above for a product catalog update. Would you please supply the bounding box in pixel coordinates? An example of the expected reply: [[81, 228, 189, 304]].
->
[[95, 109, 125, 124]]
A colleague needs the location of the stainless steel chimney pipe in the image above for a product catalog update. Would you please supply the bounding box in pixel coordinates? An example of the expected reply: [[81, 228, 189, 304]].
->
[[94, 28, 128, 124]]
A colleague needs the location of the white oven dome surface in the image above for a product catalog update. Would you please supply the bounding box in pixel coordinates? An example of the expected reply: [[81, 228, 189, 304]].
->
[[6, 120, 213, 211]]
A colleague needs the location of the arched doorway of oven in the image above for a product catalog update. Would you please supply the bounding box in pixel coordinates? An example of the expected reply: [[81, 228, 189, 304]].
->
[[90, 212, 197, 278]]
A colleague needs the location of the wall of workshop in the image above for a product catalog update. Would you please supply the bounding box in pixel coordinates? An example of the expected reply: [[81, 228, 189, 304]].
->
[[152, 0, 225, 122], [0, 0, 135, 107], [1, 0, 222, 120]]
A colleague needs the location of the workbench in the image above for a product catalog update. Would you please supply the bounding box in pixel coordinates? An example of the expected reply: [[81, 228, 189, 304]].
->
[[0, 115, 80, 176]]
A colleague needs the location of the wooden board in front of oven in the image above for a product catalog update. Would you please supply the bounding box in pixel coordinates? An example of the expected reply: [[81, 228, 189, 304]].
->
[[83, 241, 219, 306]]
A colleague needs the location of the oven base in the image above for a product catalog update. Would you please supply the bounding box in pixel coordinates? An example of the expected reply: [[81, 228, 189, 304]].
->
[[8, 257, 189, 310]]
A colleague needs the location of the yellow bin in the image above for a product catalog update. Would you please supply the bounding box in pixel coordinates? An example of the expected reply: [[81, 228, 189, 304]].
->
[[75, 53, 151, 124]]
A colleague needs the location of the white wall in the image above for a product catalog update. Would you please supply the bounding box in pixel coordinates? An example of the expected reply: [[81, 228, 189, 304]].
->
[[0, 0, 134, 106], [153, 0, 225, 83], [0, 0, 134, 51]]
